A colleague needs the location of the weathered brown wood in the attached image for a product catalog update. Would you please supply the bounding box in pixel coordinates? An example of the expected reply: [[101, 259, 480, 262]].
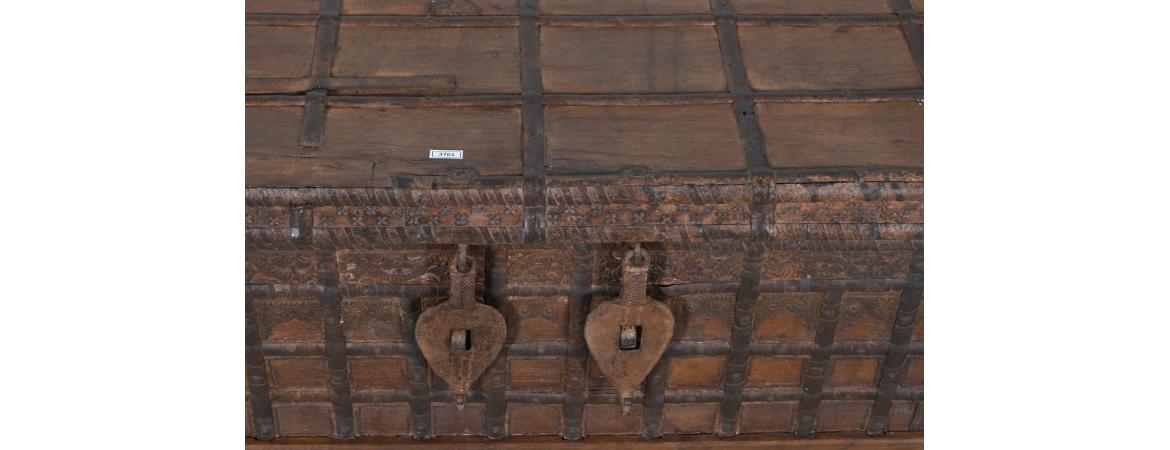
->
[[731, 0, 892, 14], [342, 0, 520, 16], [542, 0, 711, 15], [245, 433, 925, 448], [483, 247, 509, 438], [563, 245, 592, 439], [246, 0, 320, 15], [332, 27, 520, 94], [545, 105, 744, 174], [245, 0, 925, 441], [738, 25, 922, 91], [247, 26, 316, 78], [758, 102, 923, 168], [541, 27, 726, 93]]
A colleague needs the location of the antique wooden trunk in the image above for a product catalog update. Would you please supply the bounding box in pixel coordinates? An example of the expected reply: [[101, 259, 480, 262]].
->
[[246, 0, 923, 446]]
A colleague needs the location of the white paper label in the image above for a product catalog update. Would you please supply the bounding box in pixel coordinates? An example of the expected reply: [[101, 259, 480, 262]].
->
[[429, 149, 464, 159]]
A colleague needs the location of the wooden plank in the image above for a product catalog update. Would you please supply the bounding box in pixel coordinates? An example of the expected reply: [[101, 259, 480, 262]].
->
[[738, 25, 921, 91], [246, 0, 320, 14], [247, 26, 317, 78], [332, 26, 520, 94], [342, 0, 520, 15], [545, 105, 744, 174], [541, 0, 710, 15], [541, 27, 726, 94], [758, 102, 922, 168], [247, 107, 304, 155], [322, 106, 523, 177], [245, 432, 924, 448], [730, 0, 892, 14]]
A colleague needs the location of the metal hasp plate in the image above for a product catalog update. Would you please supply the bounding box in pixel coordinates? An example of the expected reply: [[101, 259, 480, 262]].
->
[[584, 245, 675, 415], [414, 245, 506, 410]]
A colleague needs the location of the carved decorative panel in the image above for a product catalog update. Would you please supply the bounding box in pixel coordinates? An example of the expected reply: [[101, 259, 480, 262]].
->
[[341, 297, 406, 342], [503, 296, 568, 342], [752, 293, 822, 343], [668, 294, 734, 341], [836, 292, 899, 341], [246, 251, 316, 284], [254, 298, 322, 343]]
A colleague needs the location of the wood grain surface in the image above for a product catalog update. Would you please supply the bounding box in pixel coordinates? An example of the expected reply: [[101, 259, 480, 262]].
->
[[542, 27, 726, 94], [738, 25, 921, 91]]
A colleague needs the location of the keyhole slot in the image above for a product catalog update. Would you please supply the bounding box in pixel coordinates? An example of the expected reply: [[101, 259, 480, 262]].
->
[[451, 329, 471, 352], [619, 325, 641, 351]]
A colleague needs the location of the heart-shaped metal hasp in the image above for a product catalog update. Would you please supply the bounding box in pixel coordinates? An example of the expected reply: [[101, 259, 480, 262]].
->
[[584, 244, 674, 415], [415, 245, 506, 410]]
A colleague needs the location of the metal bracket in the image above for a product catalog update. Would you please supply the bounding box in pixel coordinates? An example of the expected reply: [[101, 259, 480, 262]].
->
[[584, 244, 675, 415], [414, 244, 506, 411]]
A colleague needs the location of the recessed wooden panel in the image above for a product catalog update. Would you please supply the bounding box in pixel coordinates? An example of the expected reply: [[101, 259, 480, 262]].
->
[[323, 106, 523, 177], [432, 404, 485, 436], [758, 102, 923, 168], [752, 293, 821, 343], [739, 402, 797, 433], [730, 0, 891, 14], [342, 298, 407, 343], [546, 105, 744, 174], [505, 296, 569, 342], [888, 401, 916, 432], [662, 404, 718, 434], [667, 356, 725, 389], [542, 0, 710, 15], [817, 401, 870, 432], [274, 404, 334, 437], [343, 0, 519, 15], [542, 27, 726, 94], [333, 26, 520, 94], [254, 299, 323, 344], [585, 405, 643, 435], [669, 294, 733, 341], [268, 357, 329, 389], [356, 404, 410, 436], [349, 358, 408, 390], [836, 292, 898, 341], [902, 357, 923, 387], [507, 357, 565, 391], [739, 26, 921, 90], [246, 26, 316, 78], [746, 356, 804, 388], [828, 357, 880, 388], [508, 404, 562, 435], [246, 0, 320, 14]]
